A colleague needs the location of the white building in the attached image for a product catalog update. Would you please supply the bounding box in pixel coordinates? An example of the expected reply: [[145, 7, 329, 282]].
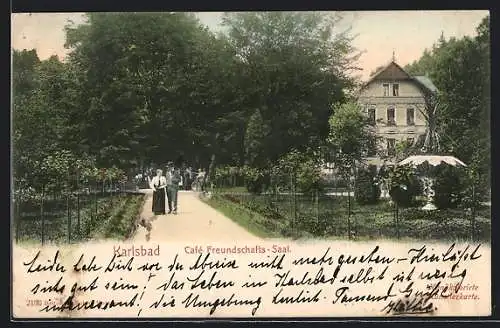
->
[[358, 59, 437, 166]]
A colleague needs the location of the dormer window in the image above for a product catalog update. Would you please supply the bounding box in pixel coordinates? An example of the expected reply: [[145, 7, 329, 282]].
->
[[392, 84, 399, 96], [383, 84, 389, 96], [383, 83, 399, 97]]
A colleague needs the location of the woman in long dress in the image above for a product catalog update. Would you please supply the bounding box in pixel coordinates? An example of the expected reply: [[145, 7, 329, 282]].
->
[[149, 169, 166, 215]]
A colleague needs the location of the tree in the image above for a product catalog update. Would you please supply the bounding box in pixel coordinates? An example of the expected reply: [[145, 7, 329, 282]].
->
[[13, 12, 364, 195], [420, 93, 444, 154], [12, 49, 40, 97], [272, 149, 324, 194], [355, 166, 380, 204], [244, 109, 270, 167], [328, 101, 376, 166], [403, 15, 490, 196], [328, 101, 377, 238], [404, 49, 434, 76], [394, 139, 418, 162], [12, 52, 81, 191], [222, 12, 361, 164], [63, 13, 240, 169]]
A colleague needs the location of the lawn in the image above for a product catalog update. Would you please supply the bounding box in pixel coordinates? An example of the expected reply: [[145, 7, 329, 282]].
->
[[203, 192, 490, 242]]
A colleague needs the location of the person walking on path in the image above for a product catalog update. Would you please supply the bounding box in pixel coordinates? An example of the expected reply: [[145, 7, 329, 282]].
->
[[183, 166, 192, 191], [166, 164, 183, 214], [192, 168, 206, 192], [148, 169, 166, 215]]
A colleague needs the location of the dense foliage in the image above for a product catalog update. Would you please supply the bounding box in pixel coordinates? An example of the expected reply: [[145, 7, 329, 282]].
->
[[405, 16, 490, 195], [271, 149, 324, 194], [13, 12, 360, 193], [13, 12, 490, 231], [355, 166, 380, 204], [213, 193, 489, 241], [432, 165, 466, 209], [380, 165, 422, 207]]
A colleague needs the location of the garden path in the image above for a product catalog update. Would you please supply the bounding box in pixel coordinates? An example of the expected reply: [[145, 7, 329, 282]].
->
[[132, 189, 260, 242]]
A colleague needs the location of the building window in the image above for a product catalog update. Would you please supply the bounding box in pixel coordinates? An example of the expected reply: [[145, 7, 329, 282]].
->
[[383, 84, 389, 96], [392, 84, 399, 96], [387, 107, 395, 126], [367, 139, 377, 156], [387, 138, 396, 156], [407, 108, 415, 125], [368, 108, 376, 125], [407, 137, 415, 145]]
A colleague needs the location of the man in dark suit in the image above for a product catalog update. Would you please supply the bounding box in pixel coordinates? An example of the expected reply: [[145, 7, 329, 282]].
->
[[166, 164, 182, 214]]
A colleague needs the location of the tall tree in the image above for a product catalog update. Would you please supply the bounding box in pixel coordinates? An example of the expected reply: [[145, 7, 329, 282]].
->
[[402, 15, 490, 191], [63, 13, 239, 169], [328, 101, 377, 168], [244, 109, 271, 167], [222, 12, 361, 164], [12, 49, 40, 98], [327, 101, 376, 238], [12, 52, 79, 189]]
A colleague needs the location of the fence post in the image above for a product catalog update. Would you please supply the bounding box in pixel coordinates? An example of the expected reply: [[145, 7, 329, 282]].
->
[[290, 171, 297, 233], [395, 201, 400, 239], [95, 182, 98, 218], [41, 186, 45, 245], [274, 176, 278, 202], [77, 192, 81, 234], [90, 182, 97, 234], [471, 183, 476, 241], [315, 189, 319, 225], [67, 193, 71, 243], [15, 197, 20, 243], [289, 172, 293, 227], [76, 171, 80, 235], [347, 179, 351, 240]]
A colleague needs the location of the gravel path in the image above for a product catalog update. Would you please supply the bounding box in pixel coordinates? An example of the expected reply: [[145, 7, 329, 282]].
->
[[132, 189, 260, 242]]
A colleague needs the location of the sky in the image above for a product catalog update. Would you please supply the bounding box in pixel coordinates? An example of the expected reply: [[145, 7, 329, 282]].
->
[[11, 10, 489, 80]]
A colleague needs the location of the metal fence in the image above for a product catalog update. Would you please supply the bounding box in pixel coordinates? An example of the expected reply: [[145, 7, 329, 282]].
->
[[13, 180, 143, 245], [209, 174, 490, 242]]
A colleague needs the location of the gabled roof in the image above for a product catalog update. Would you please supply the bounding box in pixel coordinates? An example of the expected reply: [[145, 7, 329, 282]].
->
[[412, 75, 438, 93], [364, 60, 412, 86], [361, 60, 438, 94]]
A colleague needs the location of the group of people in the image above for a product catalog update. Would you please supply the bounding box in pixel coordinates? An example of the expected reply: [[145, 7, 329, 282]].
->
[[148, 164, 183, 215], [138, 163, 209, 216]]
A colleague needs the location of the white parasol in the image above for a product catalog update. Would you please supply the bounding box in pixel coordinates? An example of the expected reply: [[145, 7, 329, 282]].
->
[[398, 155, 467, 167], [397, 155, 466, 211]]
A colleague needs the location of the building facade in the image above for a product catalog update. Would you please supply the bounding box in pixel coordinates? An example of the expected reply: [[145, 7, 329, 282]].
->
[[358, 60, 437, 166]]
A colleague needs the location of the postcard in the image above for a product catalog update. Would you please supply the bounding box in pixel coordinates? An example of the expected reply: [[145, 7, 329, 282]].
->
[[11, 10, 491, 319]]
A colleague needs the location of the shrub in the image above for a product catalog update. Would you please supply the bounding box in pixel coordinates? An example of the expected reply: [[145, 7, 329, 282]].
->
[[214, 166, 243, 188], [355, 167, 380, 204], [381, 165, 422, 207], [241, 166, 268, 194], [432, 165, 465, 209], [272, 149, 324, 194]]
